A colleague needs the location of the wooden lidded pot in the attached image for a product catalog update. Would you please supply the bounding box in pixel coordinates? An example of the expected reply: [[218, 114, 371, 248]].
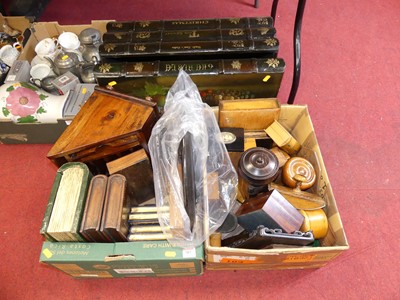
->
[[238, 147, 279, 199], [299, 209, 329, 239], [282, 157, 316, 190]]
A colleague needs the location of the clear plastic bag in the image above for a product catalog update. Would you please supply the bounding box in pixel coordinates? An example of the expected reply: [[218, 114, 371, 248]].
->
[[148, 70, 238, 248]]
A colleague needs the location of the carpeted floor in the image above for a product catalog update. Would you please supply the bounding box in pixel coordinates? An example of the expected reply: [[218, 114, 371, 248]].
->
[[0, 0, 399, 299]]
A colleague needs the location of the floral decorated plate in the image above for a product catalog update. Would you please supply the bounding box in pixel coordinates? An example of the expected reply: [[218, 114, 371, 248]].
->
[[0, 82, 69, 124]]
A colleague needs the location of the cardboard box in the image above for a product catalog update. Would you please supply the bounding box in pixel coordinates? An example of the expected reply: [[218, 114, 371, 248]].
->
[[0, 18, 111, 144], [205, 104, 349, 270], [40, 240, 204, 278]]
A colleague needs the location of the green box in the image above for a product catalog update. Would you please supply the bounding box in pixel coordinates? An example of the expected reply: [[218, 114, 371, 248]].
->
[[40, 241, 204, 278]]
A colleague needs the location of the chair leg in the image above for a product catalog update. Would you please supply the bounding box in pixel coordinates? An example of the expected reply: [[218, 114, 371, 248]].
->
[[254, 0, 259, 8]]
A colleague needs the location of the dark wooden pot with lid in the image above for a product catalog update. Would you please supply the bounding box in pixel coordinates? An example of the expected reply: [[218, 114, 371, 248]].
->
[[238, 147, 279, 201]]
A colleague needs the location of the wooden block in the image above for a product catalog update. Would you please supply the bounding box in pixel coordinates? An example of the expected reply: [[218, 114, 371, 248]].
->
[[219, 98, 280, 130], [236, 190, 304, 233], [106, 149, 155, 206], [265, 120, 301, 155]]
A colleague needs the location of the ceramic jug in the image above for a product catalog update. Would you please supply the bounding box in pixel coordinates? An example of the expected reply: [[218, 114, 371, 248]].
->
[[0, 81, 69, 123]]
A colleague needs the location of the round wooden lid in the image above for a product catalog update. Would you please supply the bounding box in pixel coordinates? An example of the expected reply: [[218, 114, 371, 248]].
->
[[282, 157, 316, 190], [238, 147, 279, 186]]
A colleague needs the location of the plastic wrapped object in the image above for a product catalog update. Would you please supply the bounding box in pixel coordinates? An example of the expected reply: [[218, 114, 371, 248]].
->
[[148, 70, 238, 247]]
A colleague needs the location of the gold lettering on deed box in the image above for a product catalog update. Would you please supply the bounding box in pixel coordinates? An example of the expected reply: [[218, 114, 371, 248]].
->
[[138, 21, 151, 28], [231, 41, 245, 48], [259, 28, 271, 35], [256, 18, 269, 26], [104, 44, 116, 53], [229, 18, 241, 25], [189, 31, 200, 38], [264, 38, 277, 46], [229, 29, 245, 36], [231, 60, 242, 70], [112, 23, 123, 28], [134, 63, 144, 72], [164, 63, 214, 72], [133, 44, 146, 51], [266, 58, 280, 68], [99, 63, 112, 73], [136, 32, 151, 39]]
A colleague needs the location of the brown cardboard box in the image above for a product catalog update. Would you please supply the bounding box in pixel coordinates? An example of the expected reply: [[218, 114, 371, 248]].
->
[[205, 104, 349, 270], [0, 18, 111, 144]]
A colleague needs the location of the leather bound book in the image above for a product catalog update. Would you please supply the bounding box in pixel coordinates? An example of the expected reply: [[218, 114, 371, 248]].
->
[[106, 148, 155, 206], [79, 175, 113, 242], [41, 162, 92, 242], [105, 17, 274, 33], [94, 58, 285, 107], [100, 17, 279, 61], [100, 174, 129, 242]]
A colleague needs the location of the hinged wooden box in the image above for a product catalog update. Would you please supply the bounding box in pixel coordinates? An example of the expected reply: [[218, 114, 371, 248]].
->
[[47, 87, 158, 172]]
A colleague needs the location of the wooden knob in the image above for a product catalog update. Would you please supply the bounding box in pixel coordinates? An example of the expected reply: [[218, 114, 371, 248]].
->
[[282, 157, 316, 190]]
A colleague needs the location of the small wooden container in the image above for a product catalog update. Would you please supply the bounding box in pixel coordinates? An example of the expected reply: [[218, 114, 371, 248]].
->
[[299, 209, 329, 239], [282, 157, 316, 190], [265, 120, 301, 155], [47, 87, 158, 173], [238, 147, 279, 200]]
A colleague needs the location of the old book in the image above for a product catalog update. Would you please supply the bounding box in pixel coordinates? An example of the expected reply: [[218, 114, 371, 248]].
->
[[94, 58, 286, 107], [106, 148, 155, 206], [103, 28, 275, 44], [99, 39, 278, 60], [100, 174, 129, 242], [105, 17, 273, 33], [101, 17, 278, 60], [42, 162, 92, 242], [79, 175, 113, 242]]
